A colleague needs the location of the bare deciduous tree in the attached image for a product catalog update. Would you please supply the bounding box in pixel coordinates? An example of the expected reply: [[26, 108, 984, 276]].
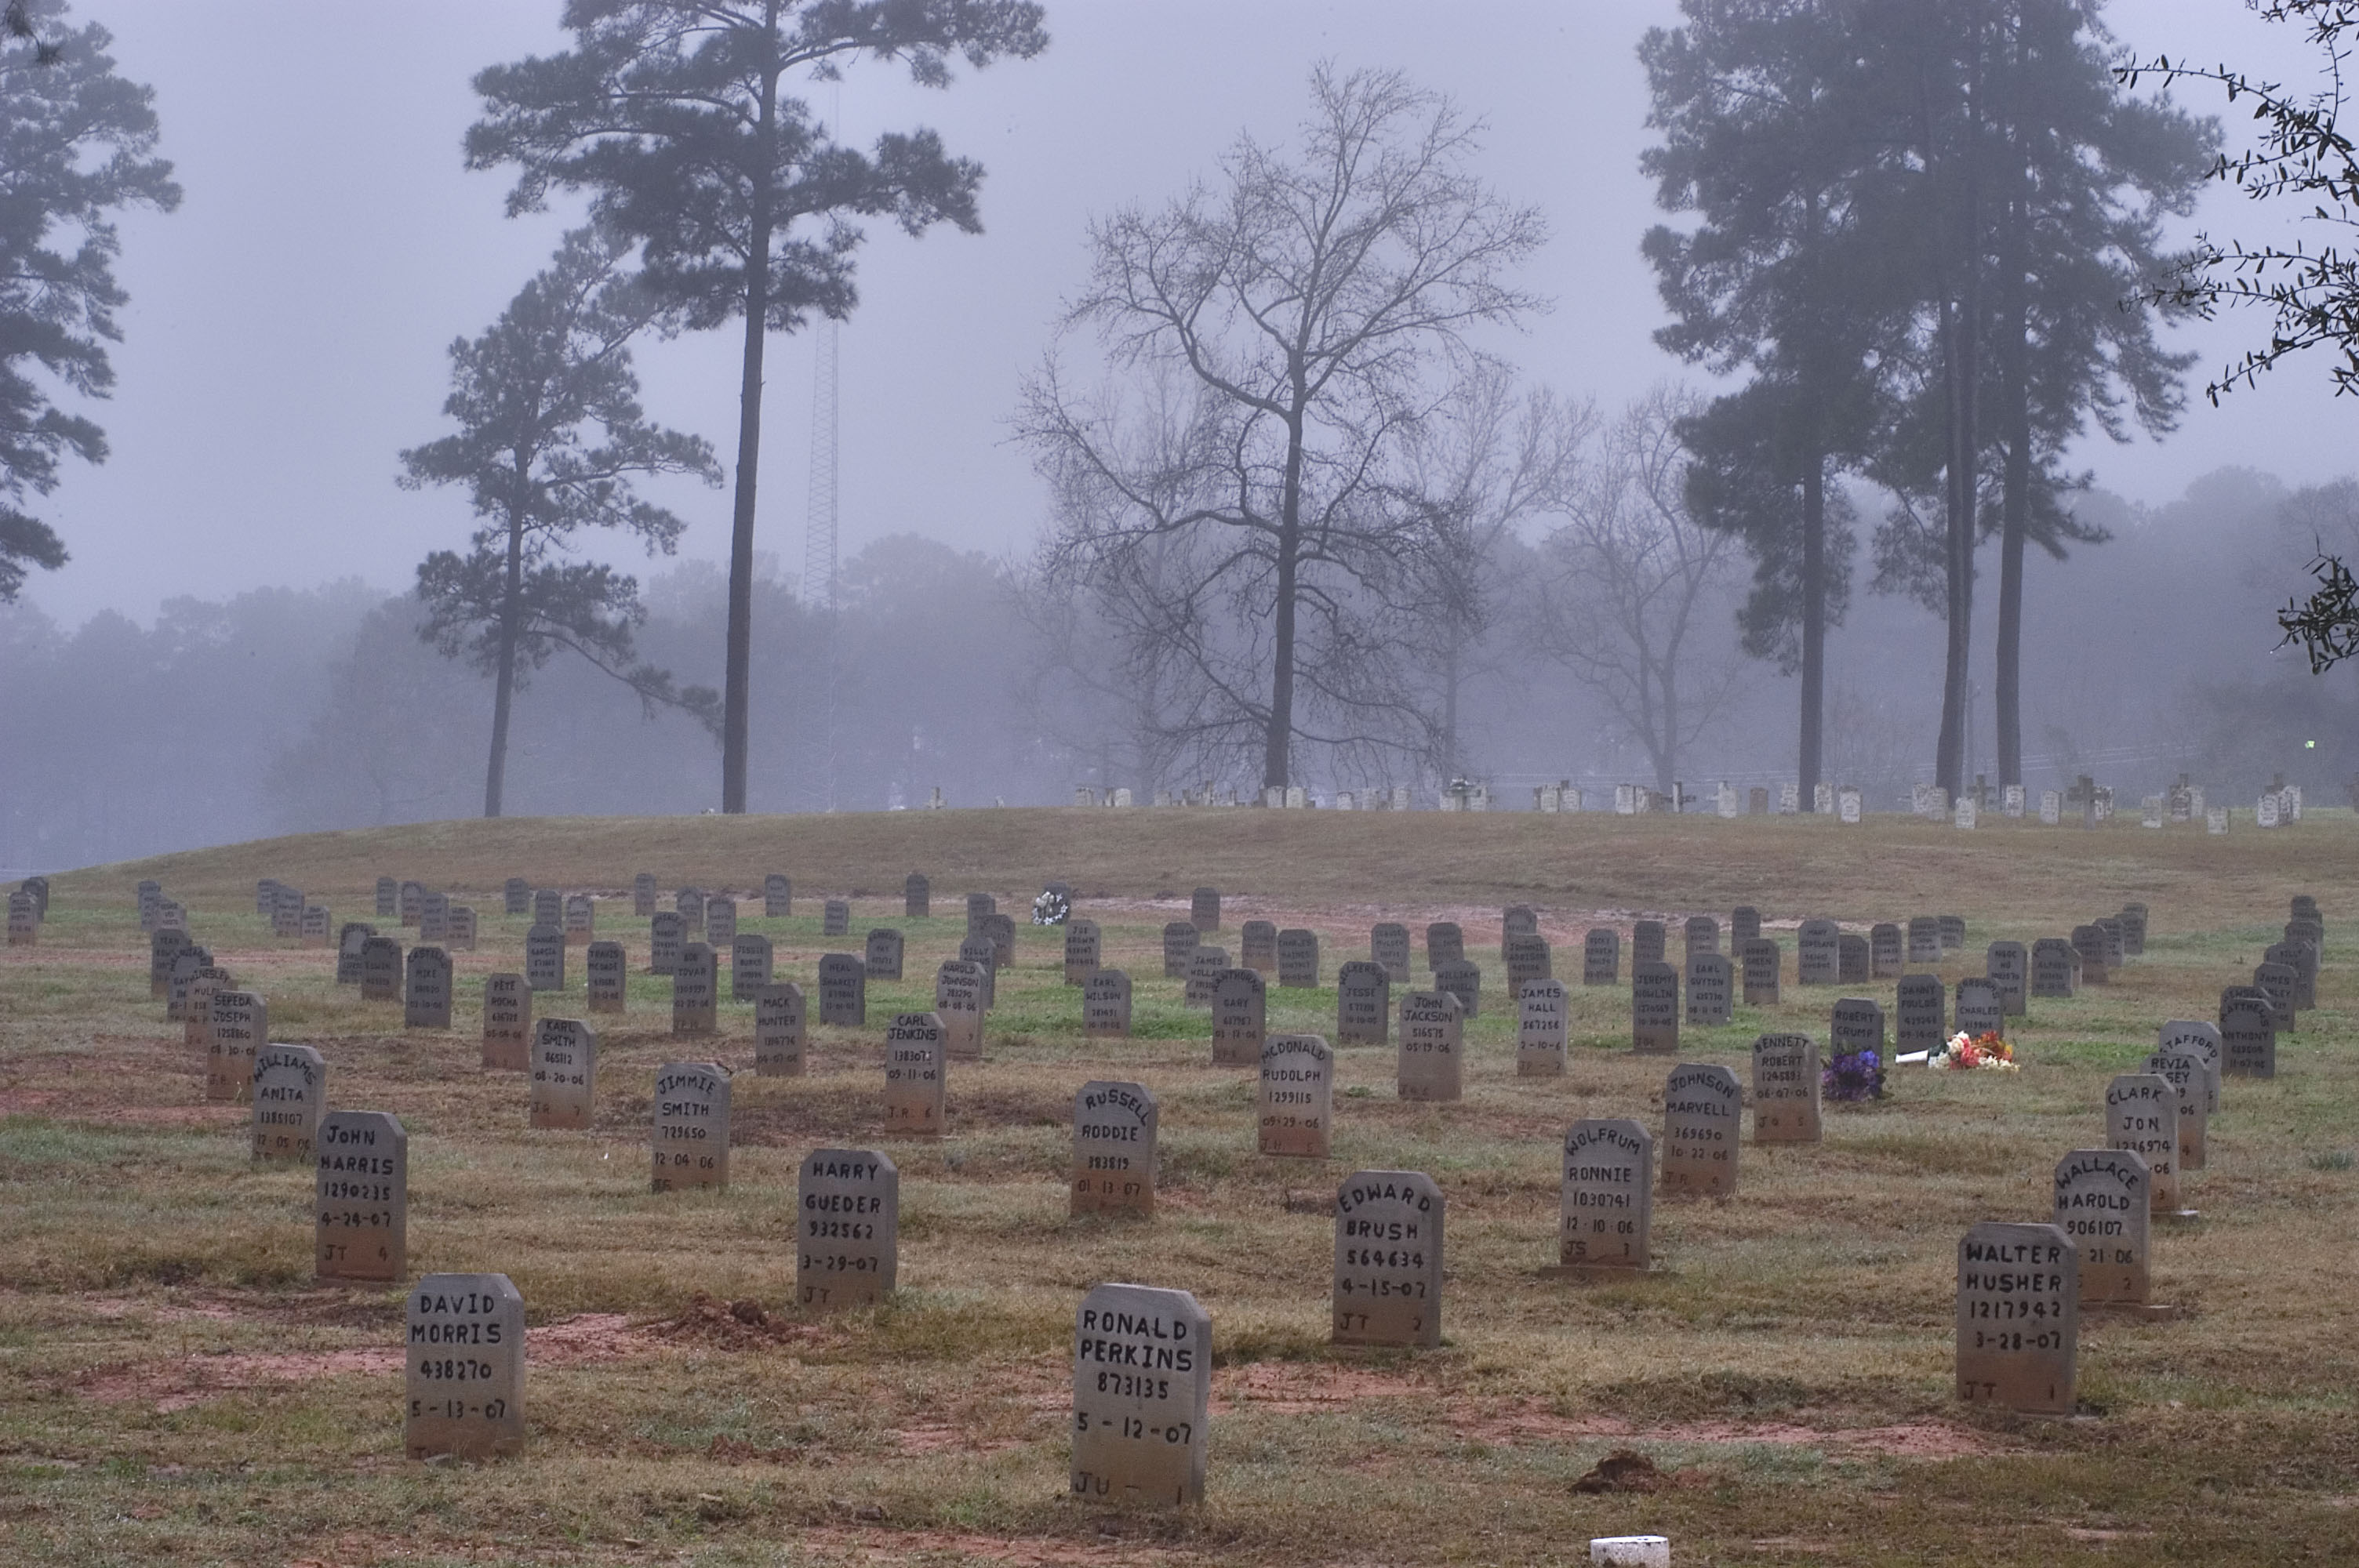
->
[[1016, 64, 1546, 790], [1529, 388, 1744, 795]]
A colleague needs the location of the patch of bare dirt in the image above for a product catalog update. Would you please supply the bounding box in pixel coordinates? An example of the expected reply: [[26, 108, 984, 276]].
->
[[798, 1525, 1197, 1566], [1212, 1360, 1430, 1414], [648, 1292, 834, 1351]]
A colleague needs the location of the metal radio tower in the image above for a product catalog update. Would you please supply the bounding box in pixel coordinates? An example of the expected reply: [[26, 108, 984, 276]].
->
[[801, 318, 841, 811]]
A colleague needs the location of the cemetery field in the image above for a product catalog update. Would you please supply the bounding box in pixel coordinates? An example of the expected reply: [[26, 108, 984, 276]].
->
[[3, 808, 2358, 1566]]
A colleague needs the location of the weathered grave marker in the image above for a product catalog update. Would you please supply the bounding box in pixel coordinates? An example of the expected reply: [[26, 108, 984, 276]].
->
[[1063, 918, 1102, 985], [1396, 989, 1464, 1101], [316, 1111, 405, 1283], [1561, 1120, 1652, 1269], [1502, 906, 1539, 951], [864, 926, 905, 982], [1085, 969, 1135, 1039], [1161, 920, 1199, 978], [1071, 1283, 1211, 1506], [2106, 1074, 2179, 1212], [1907, 916, 1942, 966], [361, 936, 404, 1003], [958, 934, 998, 1008], [1258, 1034, 1333, 1157], [1954, 976, 2004, 1040], [823, 898, 850, 938], [756, 983, 806, 1076], [1797, 919, 1839, 984], [2070, 924, 2110, 985], [985, 912, 1016, 971], [649, 912, 684, 976], [184, 967, 231, 1054], [1955, 1222, 2077, 1414], [1426, 921, 1465, 970], [1731, 906, 1761, 946], [1833, 995, 1887, 1058], [1073, 1080, 1158, 1217], [1184, 944, 1228, 1007], [1433, 956, 1481, 1019], [1632, 962, 1680, 1054], [207, 991, 267, 1102], [2053, 1149, 2149, 1305], [1337, 960, 1391, 1044], [1896, 975, 1946, 1055], [1631, 920, 1667, 968], [1276, 927, 1321, 989], [404, 1274, 525, 1459], [405, 946, 453, 1029], [729, 933, 772, 1002], [528, 1019, 596, 1129], [1939, 914, 1966, 951], [563, 894, 594, 946], [631, 874, 654, 916], [1986, 941, 2029, 1016], [482, 974, 531, 1069], [901, 873, 926, 919], [764, 873, 791, 918], [798, 1149, 898, 1308], [965, 891, 995, 932], [1870, 922, 1903, 978], [1518, 978, 1568, 1076], [1241, 919, 1277, 974], [533, 888, 561, 930], [671, 942, 718, 1035], [525, 924, 565, 993], [1190, 886, 1221, 931], [1583, 927, 1619, 986], [1504, 932, 1552, 989], [818, 953, 867, 1027], [2254, 960, 2298, 1032], [336, 923, 372, 985], [400, 880, 425, 926], [1372, 922, 1412, 983], [1837, 932, 1870, 983], [1751, 1034, 1821, 1143], [1660, 1063, 1741, 1196], [883, 1012, 947, 1137], [2031, 937, 2080, 997], [1685, 951, 1733, 1025], [379, 877, 401, 918], [1211, 967, 1266, 1065], [936, 960, 985, 1059], [675, 888, 705, 936], [2143, 1043, 2210, 1172], [447, 906, 477, 952], [705, 897, 737, 949], [1740, 938, 1780, 1005], [652, 1062, 729, 1191], [1332, 1170, 1444, 1348], [301, 905, 332, 945], [1683, 914, 1719, 956], [253, 1044, 326, 1162], [2219, 991, 2275, 1078]]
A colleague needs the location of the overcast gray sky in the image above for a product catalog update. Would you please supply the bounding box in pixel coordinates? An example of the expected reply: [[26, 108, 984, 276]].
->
[[24, 0, 2340, 626]]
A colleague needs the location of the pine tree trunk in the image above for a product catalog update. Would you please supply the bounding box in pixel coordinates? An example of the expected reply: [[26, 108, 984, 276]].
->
[[1800, 454, 1826, 808], [720, 65, 780, 816], [1995, 77, 2031, 791], [485, 503, 525, 820]]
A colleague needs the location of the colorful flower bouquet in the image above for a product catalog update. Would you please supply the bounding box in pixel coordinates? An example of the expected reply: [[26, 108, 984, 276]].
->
[[1823, 1047, 1885, 1102], [1929, 1029, 2018, 1072]]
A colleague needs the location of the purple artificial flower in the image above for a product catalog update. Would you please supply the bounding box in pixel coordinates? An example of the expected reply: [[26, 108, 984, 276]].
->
[[1823, 1047, 1885, 1102]]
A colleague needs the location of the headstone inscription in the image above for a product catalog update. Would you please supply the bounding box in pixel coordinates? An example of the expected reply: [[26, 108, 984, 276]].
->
[[798, 1149, 898, 1308], [1797, 919, 1839, 984], [884, 1012, 947, 1137], [984, 912, 1017, 971], [1731, 906, 1761, 946], [1837, 933, 1870, 984], [511, 877, 536, 917], [1161, 920, 1200, 978], [901, 873, 926, 919], [2143, 1044, 2210, 1172], [1372, 922, 1412, 984], [1561, 1119, 1653, 1269], [818, 953, 867, 1027], [2265, 939, 2315, 1011], [316, 1111, 405, 1283], [1685, 951, 1733, 1025], [563, 894, 595, 946], [361, 937, 405, 1003], [935, 960, 985, 1059], [252, 1044, 326, 1162], [1939, 913, 1966, 951], [1502, 905, 1539, 950], [675, 888, 705, 937], [1084, 969, 1135, 1038], [301, 905, 332, 945], [149, 928, 191, 998], [400, 880, 425, 927], [525, 924, 565, 993], [1740, 938, 1780, 1005], [1063, 918, 1103, 985], [2219, 991, 2275, 1079], [404, 946, 454, 1029], [1190, 886, 1222, 931], [1504, 933, 1551, 989], [1986, 941, 2029, 1016], [336, 923, 372, 985], [1258, 1034, 1334, 1157], [1660, 1062, 1741, 1196], [1832, 996, 1887, 1058], [1907, 916, 1942, 966], [1583, 927, 1619, 986], [206, 992, 266, 1102], [165, 949, 206, 1019], [1210, 967, 1267, 1065], [1260, 927, 1314, 992], [864, 926, 905, 982], [2031, 937, 2079, 997], [1631, 920, 1667, 968], [958, 934, 999, 1007], [1518, 978, 1568, 1076], [1073, 1080, 1158, 1217], [2070, 924, 2110, 985], [649, 912, 684, 975], [729, 933, 772, 1002], [1337, 960, 1391, 1044], [1896, 975, 1946, 1055], [1751, 1033, 1821, 1143], [1396, 989, 1464, 1102], [1837, 786, 1863, 822], [632, 873, 656, 916], [651, 1062, 730, 1192], [184, 967, 231, 1054], [1425, 921, 1465, 969], [2253, 961, 2298, 1033], [447, 906, 478, 952], [1184, 944, 1228, 1007], [378, 877, 400, 918], [2053, 1148, 2150, 1305], [1631, 962, 1680, 1054], [528, 1019, 596, 1130], [257, 877, 282, 917], [1954, 977, 2004, 1041], [533, 888, 561, 930], [1683, 914, 1720, 956], [1870, 922, 1903, 978], [1955, 1222, 2077, 1414], [823, 898, 850, 938], [1433, 956, 1481, 1020], [965, 891, 995, 932], [1332, 1170, 1444, 1348], [2096, 917, 2127, 971], [704, 897, 737, 949], [482, 974, 531, 1069], [404, 1274, 525, 1460], [755, 983, 806, 1076], [671, 942, 718, 1035], [1241, 919, 1277, 974], [2106, 1074, 2180, 1212], [1071, 1283, 1212, 1507], [765, 873, 794, 919], [2119, 905, 2149, 956]]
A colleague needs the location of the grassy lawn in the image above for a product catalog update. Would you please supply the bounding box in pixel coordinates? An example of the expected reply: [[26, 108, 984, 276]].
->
[[2, 807, 2355, 1566]]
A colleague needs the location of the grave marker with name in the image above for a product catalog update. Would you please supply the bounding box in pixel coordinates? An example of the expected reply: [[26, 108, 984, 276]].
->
[[316, 1111, 405, 1283], [756, 983, 806, 1076], [932, 960, 985, 1059], [1372, 922, 1412, 983], [1332, 1170, 1444, 1348], [1561, 1120, 1652, 1268], [1751, 1034, 1821, 1143], [1271, 927, 1318, 989], [1986, 942, 2028, 1016], [1190, 887, 1221, 931], [482, 974, 531, 1069], [1896, 975, 1946, 1055], [671, 942, 718, 1035], [1837, 932, 1870, 983], [404, 1274, 525, 1460], [336, 923, 372, 985], [676, 889, 706, 937], [1258, 1034, 1333, 1157], [2070, 924, 2110, 985], [1832, 996, 1887, 1058], [1071, 1283, 1211, 1507], [760, 873, 789, 918], [1073, 1080, 1158, 1217], [253, 1044, 326, 1162], [1064, 918, 1102, 985], [2106, 1074, 2179, 1212], [1907, 916, 1942, 966], [652, 1062, 730, 1191], [1955, 1222, 2077, 1414], [1870, 923, 1903, 978], [184, 967, 231, 1054], [533, 889, 561, 930], [1518, 978, 1568, 1076], [798, 1149, 897, 1308], [984, 912, 1016, 971], [822, 898, 849, 938], [2219, 991, 2275, 1078], [2031, 938, 2079, 997], [1084, 969, 1134, 1038], [1954, 977, 2004, 1040], [1797, 919, 1839, 984], [1184, 944, 1228, 1007], [958, 935, 999, 1007], [818, 953, 867, 1027], [528, 1019, 596, 1130], [207, 991, 266, 1102], [1661, 1062, 1741, 1196], [379, 877, 400, 918], [1337, 960, 1390, 1044], [400, 881, 425, 926], [705, 897, 738, 949], [729, 933, 772, 1002], [899, 873, 925, 919], [1731, 906, 1761, 946], [563, 894, 594, 946], [361, 937, 404, 1003], [2053, 1148, 2149, 1305], [884, 1012, 947, 1136], [1504, 933, 1551, 990], [1160, 920, 1201, 978], [1686, 951, 1733, 1025], [1683, 915, 1720, 956], [632, 874, 655, 916], [1741, 938, 1781, 1005], [302, 906, 332, 945], [649, 912, 684, 975], [525, 925, 565, 993], [1241, 919, 1277, 974], [1631, 920, 1667, 968], [1433, 956, 1481, 1020], [404, 946, 453, 1029], [1210, 967, 1266, 1065], [1426, 921, 1465, 970], [2143, 1044, 2210, 1173], [1632, 962, 1680, 1054], [864, 926, 905, 982], [1583, 927, 1619, 986], [448, 906, 477, 952], [1396, 989, 1464, 1102]]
